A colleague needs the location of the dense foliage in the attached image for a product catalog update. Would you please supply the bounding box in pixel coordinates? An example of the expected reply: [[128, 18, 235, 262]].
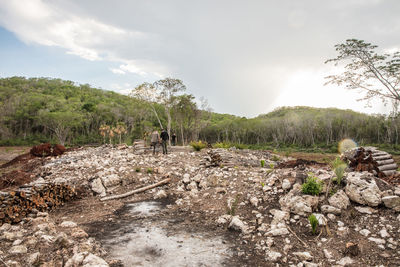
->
[[1, 77, 400, 153]]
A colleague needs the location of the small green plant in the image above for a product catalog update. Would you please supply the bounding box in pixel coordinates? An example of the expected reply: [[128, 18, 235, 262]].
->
[[334, 164, 346, 185], [272, 155, 280, 161], [269, 163, 275, 169], [147, 168, 153, 174], [301, 175, 323, 196], [308, 214, 318, 235], [260, 181, 265, 187], [190, 140, 207, 151], [135, 167, 141, 172], [260, 159, 265, 167]]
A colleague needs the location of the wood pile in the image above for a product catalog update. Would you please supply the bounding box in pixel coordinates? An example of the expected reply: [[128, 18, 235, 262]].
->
[[30, 143, 66, 157], [342, 147, 398, 177], [0, 183, 76, 224], [133, 139, 147, 154], [202, 149, 235, 167]]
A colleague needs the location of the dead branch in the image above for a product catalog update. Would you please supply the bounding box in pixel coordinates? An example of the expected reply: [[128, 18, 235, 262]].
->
[[287, 225, 309, 248], [100, 177, 171, 201]]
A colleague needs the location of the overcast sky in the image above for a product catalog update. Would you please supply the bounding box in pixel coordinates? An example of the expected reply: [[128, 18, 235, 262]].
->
[[0, 0, 399, 117]]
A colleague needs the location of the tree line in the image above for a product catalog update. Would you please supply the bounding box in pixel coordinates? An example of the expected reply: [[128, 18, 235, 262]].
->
[[1, 76, 400, 153]]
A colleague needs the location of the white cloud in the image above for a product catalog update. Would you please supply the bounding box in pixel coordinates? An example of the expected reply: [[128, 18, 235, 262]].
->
[[110, 68, 126, 75], [0, 0, 167, 76]]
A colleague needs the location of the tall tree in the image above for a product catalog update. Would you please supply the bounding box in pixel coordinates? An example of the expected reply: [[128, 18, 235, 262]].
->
[[325, 39, 400, 109], [154, 78, 186, 144], [130, 82, 163, 129]]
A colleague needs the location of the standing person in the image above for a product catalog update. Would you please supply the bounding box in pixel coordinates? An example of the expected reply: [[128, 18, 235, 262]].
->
[[171, 133, 177, 146], [160, 129, 169, 154], [150, 129, 160, 155]]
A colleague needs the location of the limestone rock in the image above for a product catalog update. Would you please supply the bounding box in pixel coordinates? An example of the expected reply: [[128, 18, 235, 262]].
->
[[382, 195, 400, 211], [328, 190, 350, 210], [228, 216, 248, 233], [154, 189, 167, 199], [60, 221, 78, 228], [9, 245, 27, 254], [282, 179, 292, 190], [293, 251, 313, 261], [345, 172, 381, 206], [90, 178, 106, 196], [321, 205, 341, 215], [337, 256, 354, 266], [266, 251, 282, 262]]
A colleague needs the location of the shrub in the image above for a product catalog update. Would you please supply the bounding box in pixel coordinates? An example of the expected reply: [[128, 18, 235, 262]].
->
[[272, 155, 280, 161], [135, 167, 141, 172], [308, 214, 318, 234], [302, 175, 323, 196], [147, 168, 153, 174], [260, 159, 265, 167], [190, 140, 207, 151]]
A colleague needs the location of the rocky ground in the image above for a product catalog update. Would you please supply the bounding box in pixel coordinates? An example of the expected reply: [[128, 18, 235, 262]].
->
[[0, 145, 400, 266]]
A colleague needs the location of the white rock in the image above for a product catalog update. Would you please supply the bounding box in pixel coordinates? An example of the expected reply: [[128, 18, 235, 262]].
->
[[314, 214, 327, 226], [303, 262, 319, 267], [323, 249, 333, 259], [293, 251, 313, 261], [368, 237, 386, 245], [359, 229, 370, 237], [337, 256, 354, 266], [354, 206, 377, 214], [382, 195, 400, 211], [0, 223, 11, 232], [90, 178, 106, 196], [329, 189, 351, 209], [12, 239, 23, 246], [321, 205, 341, 215], [9, 245, 27, 254], [379, 228, 390, 238], [182, 174, 191, 184], [193, 174, 202, 183], [154, 190, 167, 199], [228, 216, 248, 233], [266, 251, 282, 262], [265, 228, 289, 236], [282, 179, 292, 190], [250, 197, 259, 207], [216, 215, 232, 225], [187, 181, 198, 191], [345, 172, 381, 206], [27, 252, 40, 266], [270, 209, 290, 225], [60, 221, 77, 228], [82, 253, 109, 267]]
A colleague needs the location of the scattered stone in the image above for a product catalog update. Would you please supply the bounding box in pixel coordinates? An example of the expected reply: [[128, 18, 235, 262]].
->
[[228, 216, 248, 233], [328, 190, 350, 210], [154, 189, 167, 199], [368, 237, 386, 245], [382, 195, 400, 211], [90, 178, 106, 196], [337, 256, 354, 266], [250, 196, 259, 207], [354, 206, 377, 214], [60, 221, 78, 228], [359, 229, 370, 237], [282, 179, 292, 190], [321, 205, 341, 215], [27, 252, 41, 266], [266, 251, 282, 262], [9, 245, 27, 254], [292, 251, 313, 261], [379, 228, 390, 238]]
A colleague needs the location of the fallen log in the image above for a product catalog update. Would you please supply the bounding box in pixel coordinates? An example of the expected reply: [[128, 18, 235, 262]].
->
[[377, 164, 398, 172], [100, 177, 171, 201]]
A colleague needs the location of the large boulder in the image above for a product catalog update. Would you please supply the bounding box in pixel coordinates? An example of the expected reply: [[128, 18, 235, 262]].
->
[[345, 172, 382, 206], [279, 184, 313, 216]]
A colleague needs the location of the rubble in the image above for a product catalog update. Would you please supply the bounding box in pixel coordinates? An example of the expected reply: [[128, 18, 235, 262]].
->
[[1, 145, 399, 266]]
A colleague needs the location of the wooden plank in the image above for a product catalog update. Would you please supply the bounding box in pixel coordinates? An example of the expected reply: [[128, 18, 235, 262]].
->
[[375, 159, 395, 165], [373, 155, 392, 161]]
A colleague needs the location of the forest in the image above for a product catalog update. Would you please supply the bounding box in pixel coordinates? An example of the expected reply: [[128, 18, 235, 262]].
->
[[1, 76, 400, 153]]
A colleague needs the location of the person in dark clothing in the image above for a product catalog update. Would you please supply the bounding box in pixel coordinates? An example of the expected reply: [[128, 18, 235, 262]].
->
[[160, 129, 169, 154], [171, 133, 177, 146]]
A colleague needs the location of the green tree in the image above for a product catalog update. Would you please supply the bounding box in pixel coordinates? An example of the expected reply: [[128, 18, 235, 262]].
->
[[325, 39, 400, 109], [154, 78, 186, 144]]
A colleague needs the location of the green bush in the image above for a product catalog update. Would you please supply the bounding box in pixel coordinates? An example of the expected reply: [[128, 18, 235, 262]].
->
[[147, 168, 153, 174], [260, 159, 265, 167], [308, 214, 318, 234], [190, 140, 207, 151], [302, 175, 323, 196]]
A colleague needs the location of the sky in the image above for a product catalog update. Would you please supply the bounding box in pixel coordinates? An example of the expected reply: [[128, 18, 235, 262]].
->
[[0, 0, 399, 117]]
